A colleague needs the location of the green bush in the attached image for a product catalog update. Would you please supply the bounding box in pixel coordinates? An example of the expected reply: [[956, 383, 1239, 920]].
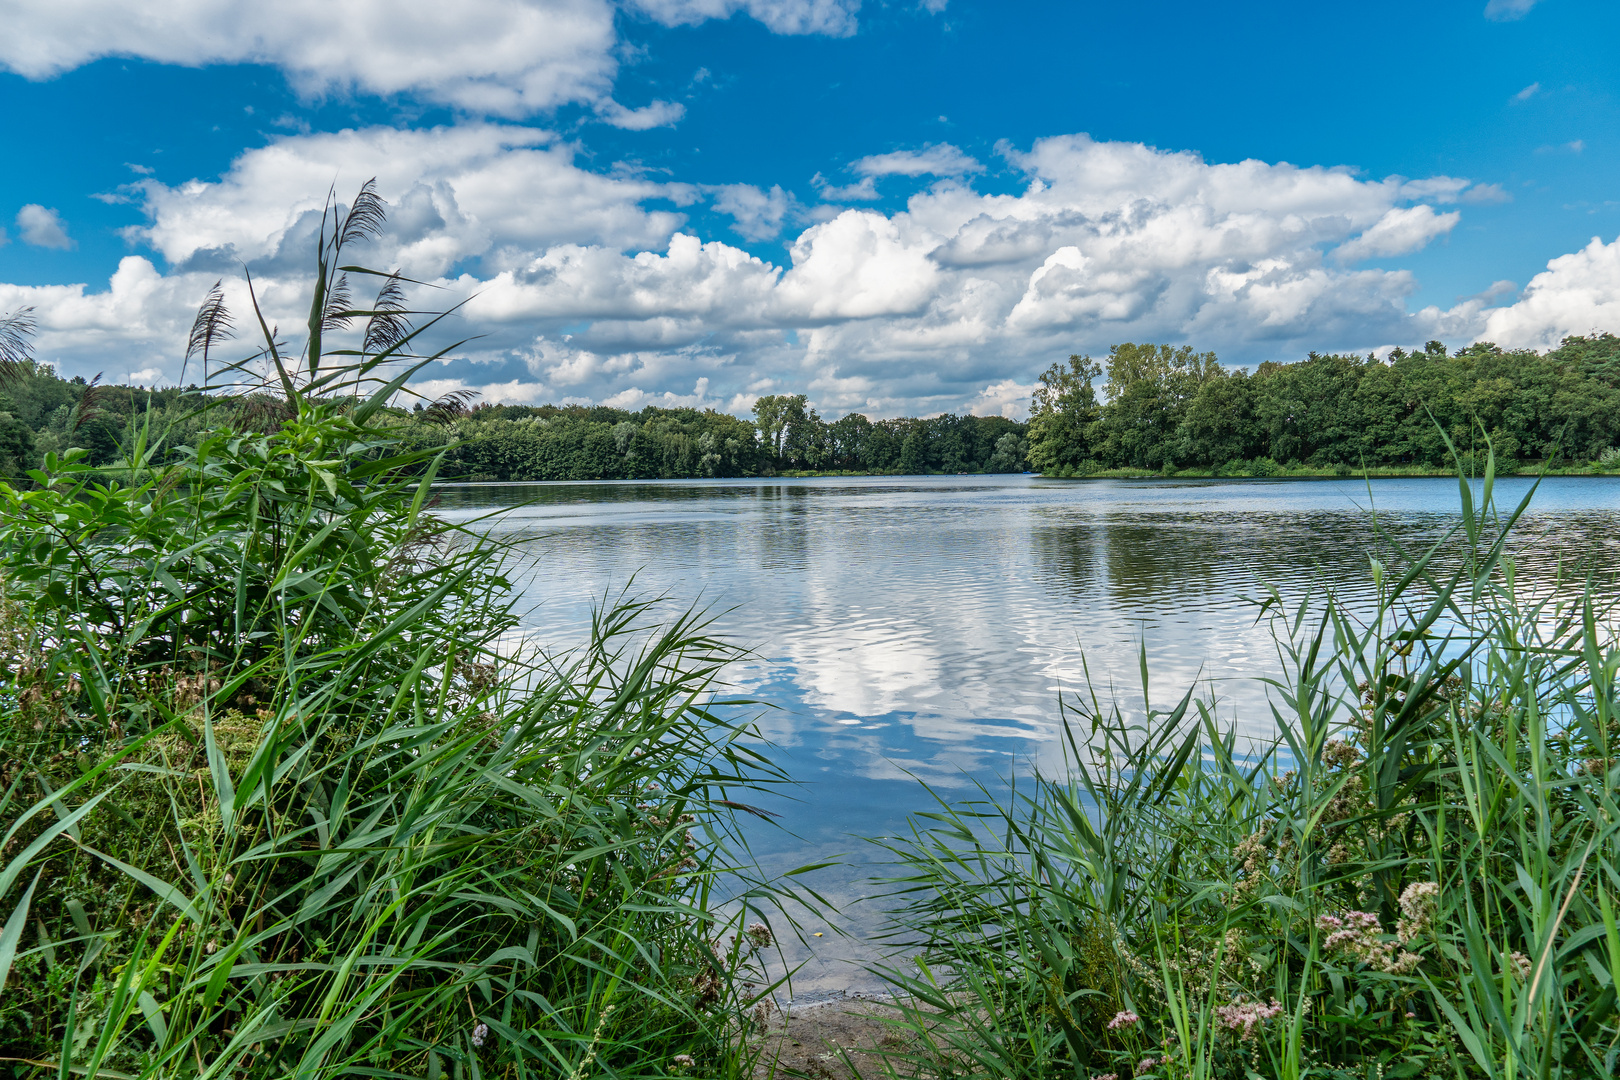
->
[[1248, 456, 1279, 477], [0, 186, 789, 1080]]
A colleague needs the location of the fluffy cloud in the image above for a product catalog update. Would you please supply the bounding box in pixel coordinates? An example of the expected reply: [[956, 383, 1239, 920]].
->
[[1331, 205, 1460, 262], [0, 0, 854, 119], [709, 184, 799, 240], [852, 143, 983, 178], [1478, 235, 1620, 349], [2, 0, 620, 117], [0, 257, 201, 374], [16, 204, 74, 249], [125, 124, 690, 275], [7, 128, 1616, 418]]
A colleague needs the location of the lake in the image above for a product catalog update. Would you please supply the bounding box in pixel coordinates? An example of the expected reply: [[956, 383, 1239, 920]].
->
[[434, 473, 1620, 994]]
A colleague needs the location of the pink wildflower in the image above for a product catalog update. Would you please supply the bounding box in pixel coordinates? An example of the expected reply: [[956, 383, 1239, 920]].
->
[[1213, 998, 1284, 1040], [1318, 910, 1414, 970], [1107, 1009, 1141, 1030]]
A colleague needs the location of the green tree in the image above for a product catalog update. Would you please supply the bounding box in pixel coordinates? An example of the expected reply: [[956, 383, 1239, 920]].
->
[[752, 393, 806, 467], [781, 397, 827, 469], [1092, 343, 1222, 469], [1027, 354, 1103, 473], [1177, 369, 1260, 466], [828, 412, 873, 469], [986, 432, 1029, 473]]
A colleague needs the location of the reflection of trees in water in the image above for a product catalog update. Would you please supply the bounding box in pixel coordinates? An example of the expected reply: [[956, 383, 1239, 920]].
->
[[751, 483, 812, 572], [1099, 517, 1229, 603], [1031, 509, 1620, 618], [1028, 518, 1101, 601], [1029, 513, 1368, 609]]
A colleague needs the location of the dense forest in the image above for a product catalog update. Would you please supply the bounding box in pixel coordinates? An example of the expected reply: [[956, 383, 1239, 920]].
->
[[0, 370, 1030, 481], [6, 332, 1620, 483], [1028, 333, 1620, 475], [412, 394, 1029, 480]]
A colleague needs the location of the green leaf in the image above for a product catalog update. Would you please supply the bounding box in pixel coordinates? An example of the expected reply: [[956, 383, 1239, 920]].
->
[[0, 869, 40, 995]]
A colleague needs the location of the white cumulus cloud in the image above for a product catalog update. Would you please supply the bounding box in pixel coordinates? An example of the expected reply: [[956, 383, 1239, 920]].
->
[[1485, 0, 1540, 21], [1332, 205, 1460, 262], [0, 0, 859, 119], [125, 124, 690, 275], [16, 204, 74, 249], [709, 184, 798, 240], [593, 98, 687, 130], [1478, 235, 1620, 349], [628, 0, 859, 35]]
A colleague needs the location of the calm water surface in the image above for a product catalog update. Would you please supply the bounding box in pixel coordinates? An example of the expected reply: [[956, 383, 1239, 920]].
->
[[435, 474, 1620, 992]]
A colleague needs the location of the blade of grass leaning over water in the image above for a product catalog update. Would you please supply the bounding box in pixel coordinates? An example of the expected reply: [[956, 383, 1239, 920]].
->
[[867, 446, 1620, 1080]]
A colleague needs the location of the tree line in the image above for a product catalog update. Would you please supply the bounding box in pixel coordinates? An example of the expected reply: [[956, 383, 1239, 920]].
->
[[1028, 334, 1620, 475], [7, 332, 1618, 483], [409, 394, 1029, 480], [0, 367, 1031, 481]]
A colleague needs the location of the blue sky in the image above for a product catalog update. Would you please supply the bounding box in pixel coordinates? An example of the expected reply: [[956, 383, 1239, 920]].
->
[[1, 0, 1616, 416]]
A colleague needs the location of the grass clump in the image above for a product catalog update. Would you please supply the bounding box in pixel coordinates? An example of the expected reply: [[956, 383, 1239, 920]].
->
[[0, 185, 787, 1079], [872, 456, 1620, 1078]]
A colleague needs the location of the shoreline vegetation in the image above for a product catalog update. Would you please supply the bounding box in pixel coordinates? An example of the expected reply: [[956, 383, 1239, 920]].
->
[[3, 308, 1620, 486], [0, 188, 806, 1079], [4, 184, 1620, 1079]]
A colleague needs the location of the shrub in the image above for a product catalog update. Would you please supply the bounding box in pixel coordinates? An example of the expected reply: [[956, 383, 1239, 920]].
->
[[0, 185, 787, 1079]]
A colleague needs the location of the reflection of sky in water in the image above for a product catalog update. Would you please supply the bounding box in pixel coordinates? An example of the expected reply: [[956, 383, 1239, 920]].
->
[[435, 474, 1620, 995]]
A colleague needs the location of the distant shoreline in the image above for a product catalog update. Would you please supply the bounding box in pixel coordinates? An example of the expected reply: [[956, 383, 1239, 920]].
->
[[431, 464, 1620, 484]]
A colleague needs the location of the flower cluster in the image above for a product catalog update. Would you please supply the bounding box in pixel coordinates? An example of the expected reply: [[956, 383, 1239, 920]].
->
[[1321, 738, 1363, 768], [1230, 829, 1270, 897], [745, 922, 773, 949], [1213, 998, 1283, 1040], [1318, 911, 1383, 962], [1397, 881, 1440, 941], [1318, 911, 1422, 974], [1107, 1009, 1140, 1031]]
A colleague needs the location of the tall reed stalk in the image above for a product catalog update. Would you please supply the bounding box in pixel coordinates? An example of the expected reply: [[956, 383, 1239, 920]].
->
[[871, 455, 1620, 1079], [0, 185, 791, 1079]]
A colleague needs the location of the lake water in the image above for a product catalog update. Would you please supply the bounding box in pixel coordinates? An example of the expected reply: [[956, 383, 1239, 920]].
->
[[434, 474, 1620, 994]]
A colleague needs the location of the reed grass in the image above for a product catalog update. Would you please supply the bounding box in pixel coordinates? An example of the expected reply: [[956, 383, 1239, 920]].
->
[[0, 186, 792, 1079], [870, 454, 1620, 1078]]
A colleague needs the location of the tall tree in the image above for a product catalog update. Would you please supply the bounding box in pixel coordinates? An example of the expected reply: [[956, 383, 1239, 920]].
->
[[752, 393, 806, 467], [1093, 343, 1222, 469], [1027, 354, 1103, 473]]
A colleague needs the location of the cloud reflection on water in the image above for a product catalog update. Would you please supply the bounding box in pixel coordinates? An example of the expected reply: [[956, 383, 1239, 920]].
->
[[444, 475, 1620, 790]]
